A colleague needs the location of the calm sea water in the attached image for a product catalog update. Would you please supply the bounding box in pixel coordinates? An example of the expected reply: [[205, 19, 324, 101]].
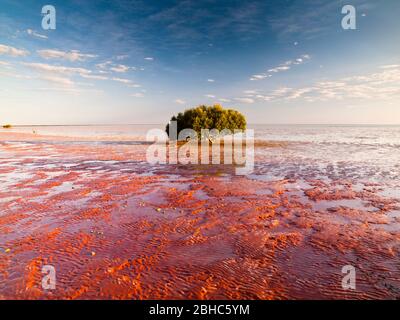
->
[[0, 124, 160, 140], [2, 124, 400, 145]]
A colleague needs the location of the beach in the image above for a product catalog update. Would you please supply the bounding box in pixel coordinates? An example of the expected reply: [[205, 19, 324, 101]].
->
[[0, 125, 399, 299]]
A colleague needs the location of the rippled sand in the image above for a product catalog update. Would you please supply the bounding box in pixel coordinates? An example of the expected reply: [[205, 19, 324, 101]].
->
[[0, 131, 399, 299]]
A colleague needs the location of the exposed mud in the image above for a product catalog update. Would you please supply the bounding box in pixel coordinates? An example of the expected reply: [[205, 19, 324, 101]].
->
[[0, 133, 399, 299]]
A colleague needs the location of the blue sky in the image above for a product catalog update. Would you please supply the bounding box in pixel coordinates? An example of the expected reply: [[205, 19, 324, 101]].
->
[[0, 0, 399, 124]]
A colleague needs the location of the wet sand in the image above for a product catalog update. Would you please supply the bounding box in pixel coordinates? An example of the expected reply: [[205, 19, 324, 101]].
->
[[0, 131, 399, 299]]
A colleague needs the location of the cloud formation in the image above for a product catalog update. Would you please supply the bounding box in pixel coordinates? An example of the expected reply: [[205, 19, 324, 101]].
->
[[110, 64, 131, 73], [0, 44, 29, 57], [250, 54, 311, 81], [26, 29, 48, 39], [96, 60, 135, 74], [40, 75, 75, 86], [22, 62, 91, 76], [20, 61, 139, 90], [235, 97, 255, 104], [111, 77, 132, 84], [175, 99, 186, 104], [37, 49, 97, 62], [80, 73, 108, 80], [245, 65, 400, 103]]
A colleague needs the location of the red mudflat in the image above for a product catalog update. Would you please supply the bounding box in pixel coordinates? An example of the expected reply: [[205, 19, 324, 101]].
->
[[0, 132, 399, 299]]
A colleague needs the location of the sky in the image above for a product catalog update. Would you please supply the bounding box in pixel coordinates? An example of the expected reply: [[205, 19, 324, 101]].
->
[[0, 0, 399, 125]]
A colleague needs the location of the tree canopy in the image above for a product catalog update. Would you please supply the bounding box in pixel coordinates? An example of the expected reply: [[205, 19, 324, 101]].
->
[[166, 104, 246, 140]]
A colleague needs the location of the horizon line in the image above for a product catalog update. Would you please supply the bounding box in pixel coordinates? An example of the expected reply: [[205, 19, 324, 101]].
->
[[3, 123, 400, 127]]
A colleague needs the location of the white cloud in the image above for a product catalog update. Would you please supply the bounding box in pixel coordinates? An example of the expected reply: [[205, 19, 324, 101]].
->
[[19, 62, 94, 88], [144, 57, 154, 61], [235, 97, 255, 104], [205, 94, 215, 98], [22, 62, 91, 75], [269, 65, 291, 73], [97, 61, 135, 73], [285, 87, 314, 100], [207, 79, 215, 82], [256, 94, 273, 101], [26, 29, 48, 39], [380, 64, 400, 69], [22, 62, 136, 87], [110, 64, 130, 73], [0, 44, 29, 57], [175, 99, 186, 104], [250, 74, 271, 81], [35, 87, 103, 95], [80, 73, 108, 80], [244, 65, 400, 103], [219, 98, 231, 102], [271, 87, 292, 96], [111, 77, 132, 84], [250, 54, 311, 80], [20, 62, 112, 89], [3, 59, 133, 93], [37, 49, 97, 62], [96, 61, 112, 69], [40, 75, 75, 86]]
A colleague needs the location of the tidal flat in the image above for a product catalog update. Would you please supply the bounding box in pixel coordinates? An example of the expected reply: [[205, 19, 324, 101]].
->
[[0, 125, 399, 299]]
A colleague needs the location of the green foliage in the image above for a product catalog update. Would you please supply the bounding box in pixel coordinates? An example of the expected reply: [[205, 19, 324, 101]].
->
[[166, 104, 246, 140]]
